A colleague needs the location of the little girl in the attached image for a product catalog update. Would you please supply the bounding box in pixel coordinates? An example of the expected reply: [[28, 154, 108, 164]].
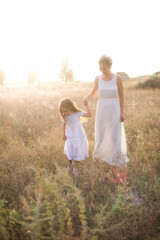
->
[[59, 98, 91, 176]]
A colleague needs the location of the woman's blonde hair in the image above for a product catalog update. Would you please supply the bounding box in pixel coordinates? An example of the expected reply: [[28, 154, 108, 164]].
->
[[99, 55, 112, 68], [59, 98, 82, 121]]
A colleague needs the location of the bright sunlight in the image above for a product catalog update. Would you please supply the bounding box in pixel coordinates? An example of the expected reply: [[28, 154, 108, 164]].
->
[[0, 0, 160, 83]]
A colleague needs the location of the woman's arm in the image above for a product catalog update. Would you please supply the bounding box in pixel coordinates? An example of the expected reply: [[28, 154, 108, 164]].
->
[[63, 122, 67, 140], [84, 76, 99, 104], [117, 75, 125, 122]]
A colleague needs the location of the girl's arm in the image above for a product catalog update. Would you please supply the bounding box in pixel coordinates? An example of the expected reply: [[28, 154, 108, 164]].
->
[[84, 76, 99, 104], [117, 75, 125, 122], [63, 122, 67, 140], [83, 102, 91, 117]]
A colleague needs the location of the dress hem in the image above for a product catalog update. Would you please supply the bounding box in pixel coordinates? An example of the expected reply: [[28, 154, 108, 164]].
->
[[93, 156, 129, 168], [64, 153, 89, 161]]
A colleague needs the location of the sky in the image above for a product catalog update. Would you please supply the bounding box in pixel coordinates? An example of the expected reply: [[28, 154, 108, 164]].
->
[[0, 0, 160, 83]]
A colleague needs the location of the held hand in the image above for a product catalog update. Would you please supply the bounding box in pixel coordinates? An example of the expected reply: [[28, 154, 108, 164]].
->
[[84, 101, 88, 106], [120, 113, 125, 122], [83, 96, 88, 106], [63, 135, 67, 141]]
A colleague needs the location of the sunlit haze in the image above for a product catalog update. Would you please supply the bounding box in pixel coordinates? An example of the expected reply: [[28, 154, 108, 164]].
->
[[0, 0, 160, 83]]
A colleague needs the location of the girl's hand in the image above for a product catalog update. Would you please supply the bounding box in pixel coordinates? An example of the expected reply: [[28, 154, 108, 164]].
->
[[120, 113, 125, 122], [63, 135, 67, 140], [83, 96, 88, 106]]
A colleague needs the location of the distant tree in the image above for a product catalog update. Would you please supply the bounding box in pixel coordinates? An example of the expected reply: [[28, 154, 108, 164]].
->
[[59, 59, 74, 83], [27, 68, 38, 84], [117, 72, 129, 80], [153, 71, 160, 77], [66, 69, 73, 82], [0, 70, 6, 85]]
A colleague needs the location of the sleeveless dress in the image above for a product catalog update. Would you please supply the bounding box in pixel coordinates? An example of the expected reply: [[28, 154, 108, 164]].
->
[[93, 74, 129, 167], [64, 112, 89, 161]]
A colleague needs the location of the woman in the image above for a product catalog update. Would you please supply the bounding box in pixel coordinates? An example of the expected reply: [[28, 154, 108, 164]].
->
[[84, 55, 129, 183]]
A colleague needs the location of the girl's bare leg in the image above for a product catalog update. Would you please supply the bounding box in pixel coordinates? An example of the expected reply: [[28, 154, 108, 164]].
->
[[73, 161, 78, 176], [73, 161, 78, 168], [66, 160, 73, 170], [68, 160, 73, 166]]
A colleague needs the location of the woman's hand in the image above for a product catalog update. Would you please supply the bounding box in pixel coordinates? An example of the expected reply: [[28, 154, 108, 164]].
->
[[63, 135, 67, 140], [120, 113, 125, 122]]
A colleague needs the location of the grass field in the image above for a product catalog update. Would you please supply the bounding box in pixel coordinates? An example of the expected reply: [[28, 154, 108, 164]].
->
[[0, 78, 160, 240]]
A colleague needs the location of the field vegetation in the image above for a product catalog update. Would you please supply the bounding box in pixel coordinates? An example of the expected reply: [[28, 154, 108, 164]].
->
[[0, 77, 160, 239]]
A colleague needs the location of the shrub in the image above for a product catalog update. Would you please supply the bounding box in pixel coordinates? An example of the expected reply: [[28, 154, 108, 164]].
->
[[136, 77, 160, 89]]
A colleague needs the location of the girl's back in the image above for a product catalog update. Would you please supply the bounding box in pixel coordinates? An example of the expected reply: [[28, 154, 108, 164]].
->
[[65, 112, 86, 139]]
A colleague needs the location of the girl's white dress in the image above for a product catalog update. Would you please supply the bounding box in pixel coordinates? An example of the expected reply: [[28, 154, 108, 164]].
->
[[93, 74, 129, 167], [64, 112, 89, 161]]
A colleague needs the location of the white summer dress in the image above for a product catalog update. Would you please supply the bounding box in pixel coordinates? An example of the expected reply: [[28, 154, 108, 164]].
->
[[93, 74, 129, 167], [64, 112, 89, 161]]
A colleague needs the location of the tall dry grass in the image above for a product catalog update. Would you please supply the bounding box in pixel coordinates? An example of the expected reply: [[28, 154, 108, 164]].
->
[[0, 80, 160, 240]]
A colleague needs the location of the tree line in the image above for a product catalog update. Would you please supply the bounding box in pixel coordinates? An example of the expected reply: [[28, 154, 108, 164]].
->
[[1, 62, 160, 85], [0, 59, 73, 85]]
